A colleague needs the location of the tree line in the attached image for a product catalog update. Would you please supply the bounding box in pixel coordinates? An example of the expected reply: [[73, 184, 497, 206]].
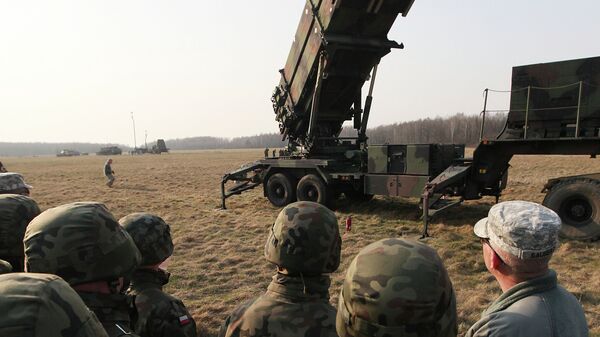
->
[[0, 113, 507, 156]]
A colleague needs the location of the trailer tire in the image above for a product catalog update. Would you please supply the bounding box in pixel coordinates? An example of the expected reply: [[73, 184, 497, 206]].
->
[[542, 178, 600, 241], [266, 173, 296, 207], [297, 174, 329, 205]]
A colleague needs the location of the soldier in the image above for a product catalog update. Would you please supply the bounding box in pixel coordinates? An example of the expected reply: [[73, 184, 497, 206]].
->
[[0, 273, 110, 337], [467, 201, 588, 337], [264, 147, 269, 159], [218, 201, 341, 337], [0, 172, 33, 195], [272, 149, 276, 157], [0, 161, 6, 173], [23, 202, 142, 337], [336, 238, 457, 337], [104, 158, 115, 187], [0, 194, 41, 272], [0, 259, 12, 274], [119, 213, 197, 337]]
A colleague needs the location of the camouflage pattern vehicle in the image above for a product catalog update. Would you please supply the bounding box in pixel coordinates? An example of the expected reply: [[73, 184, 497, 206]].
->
[[97, 146, 123, 156], [56, 149, 81, 157], [221, 0, 600, 241]]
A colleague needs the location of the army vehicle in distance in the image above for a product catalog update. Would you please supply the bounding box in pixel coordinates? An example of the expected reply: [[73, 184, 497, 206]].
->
[[151, 139, 169, 154], [130, 139, 169, 155], [222, 0, 600, 240], [96, 146, 123, 156], [56, 149, 80, 157]]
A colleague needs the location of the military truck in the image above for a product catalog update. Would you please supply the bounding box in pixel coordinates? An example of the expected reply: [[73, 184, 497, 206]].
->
[[150, 139, 169, 154], [96, 146, 122, 156], [222, 0, 600, 240]]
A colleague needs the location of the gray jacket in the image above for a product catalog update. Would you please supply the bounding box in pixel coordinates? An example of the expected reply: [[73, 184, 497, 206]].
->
[[467, 270, 588, 337]]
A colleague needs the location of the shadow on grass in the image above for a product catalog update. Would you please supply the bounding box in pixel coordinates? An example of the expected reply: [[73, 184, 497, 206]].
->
[[333, 197, 493, 228], [112, 184, 158, 192]]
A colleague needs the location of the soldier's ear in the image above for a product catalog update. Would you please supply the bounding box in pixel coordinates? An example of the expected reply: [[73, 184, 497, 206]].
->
[[489, 248, 503, 270]]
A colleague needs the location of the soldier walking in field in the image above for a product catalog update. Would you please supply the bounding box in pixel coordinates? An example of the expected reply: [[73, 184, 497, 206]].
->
[[218, 201, 341, 337], [0, 194, 40, 272], [264, 148, 269, 158], [24, 202, 142, 337], [337, 238, 458, 337], [104, 158, 115, 187], [467, 201, 588, 337], [119, 213, 197, 337], [0, 273, 110, 337]]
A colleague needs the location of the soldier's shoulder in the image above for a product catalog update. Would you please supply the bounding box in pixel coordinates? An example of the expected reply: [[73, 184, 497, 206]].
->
[[135, 288, 190, 317]]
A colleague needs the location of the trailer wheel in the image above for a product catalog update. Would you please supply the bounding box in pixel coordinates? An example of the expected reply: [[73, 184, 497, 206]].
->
[[543, 178, 600, 241], [297, 174, 329, 205], [266, 173, 296, 207]]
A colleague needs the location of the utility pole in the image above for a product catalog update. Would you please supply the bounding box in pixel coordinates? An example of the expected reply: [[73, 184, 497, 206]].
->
[[145, 130, 148, 149], [131, 112, 137, 150]]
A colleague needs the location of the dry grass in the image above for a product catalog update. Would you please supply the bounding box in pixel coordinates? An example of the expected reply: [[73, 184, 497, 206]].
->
[[4, 150, 600, 336]]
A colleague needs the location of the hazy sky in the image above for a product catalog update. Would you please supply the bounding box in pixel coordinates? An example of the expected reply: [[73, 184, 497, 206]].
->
[[2, 0, 600, 145]]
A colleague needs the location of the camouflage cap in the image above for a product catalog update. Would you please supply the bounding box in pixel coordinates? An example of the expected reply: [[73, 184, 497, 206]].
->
[[337, 238, 457, 337], [119, 212, 174, 266], [0, 273, 109, 337], [474, 201, 561, 259], [0, 194, 41, 258], [0, 172, 32, 193], [0, 259, 12, 274], [265, 201, 341, 274], [24, 202, 141, 285]]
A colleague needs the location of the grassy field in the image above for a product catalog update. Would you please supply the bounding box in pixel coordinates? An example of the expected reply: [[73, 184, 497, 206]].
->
[[5, 150, 600, 336]]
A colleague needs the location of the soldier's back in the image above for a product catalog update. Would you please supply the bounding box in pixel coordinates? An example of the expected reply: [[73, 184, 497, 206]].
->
[[131, 286, 197, 337], [219, 293, 337, 337]]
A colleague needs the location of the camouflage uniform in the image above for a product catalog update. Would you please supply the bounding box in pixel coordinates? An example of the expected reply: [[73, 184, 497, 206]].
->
[[0, 272, 109, 337], [0, 172, 33, 195], [0, 194, 41, 272], [469, 201, 588, 337], [104, 159, 115, 187], [219, 201, 341, 337], [337, 238, 457, 337], [120, 213, 197, 337], [23, 202, 142, 337]]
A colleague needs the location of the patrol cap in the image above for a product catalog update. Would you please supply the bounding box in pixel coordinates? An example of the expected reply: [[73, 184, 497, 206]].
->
[[0, 273, 109, 337], [0, 172, 32, 193], [474, 200, 561, 259]]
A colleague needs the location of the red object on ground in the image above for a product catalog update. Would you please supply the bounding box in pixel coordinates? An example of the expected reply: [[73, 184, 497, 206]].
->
[[345, 216, 352, 232]]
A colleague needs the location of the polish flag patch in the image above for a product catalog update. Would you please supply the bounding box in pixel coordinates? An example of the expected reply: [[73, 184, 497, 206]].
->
[[179, 315, 191, 326]]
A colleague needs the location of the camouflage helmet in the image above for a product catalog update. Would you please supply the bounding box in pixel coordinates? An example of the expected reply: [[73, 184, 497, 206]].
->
[[23, 202, 141, 286], [0, 273, 109, 337], [0, 259, 12, 274], [0, 194, 41, 270], [336, 238, 457, 337], [265, 201, 341, 274], [119, 212, 174, 266], [0, 172, 32, 194]]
